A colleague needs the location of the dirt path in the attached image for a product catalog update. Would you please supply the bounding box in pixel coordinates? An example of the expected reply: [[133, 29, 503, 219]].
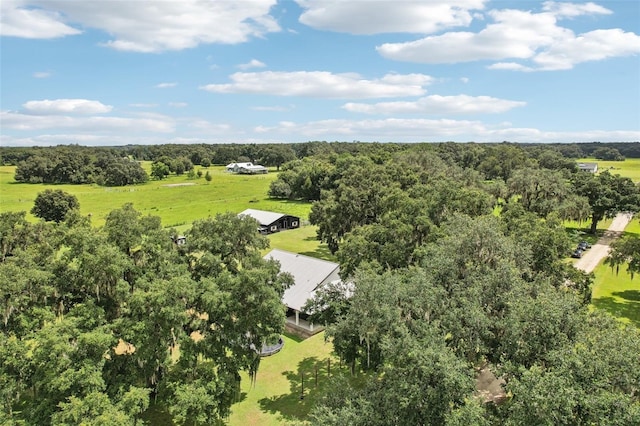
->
[[573, 212, 634, 273]]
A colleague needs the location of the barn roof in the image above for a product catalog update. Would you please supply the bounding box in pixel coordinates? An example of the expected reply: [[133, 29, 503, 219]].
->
[[264, 249, 340, 312], [238, 209, 289, 226]]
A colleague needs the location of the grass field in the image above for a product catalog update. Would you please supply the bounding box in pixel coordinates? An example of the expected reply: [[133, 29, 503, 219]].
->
[[227, 331, 341, 426], [590, 212, 640, 328], [591, 262, 640, 328], [266, 225, 336, 262], [0, 164, 312, 228], [577, 157, 640, 182]]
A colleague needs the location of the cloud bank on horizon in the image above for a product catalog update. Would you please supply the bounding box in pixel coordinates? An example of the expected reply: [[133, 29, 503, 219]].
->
[[1, 0, 638, 146]]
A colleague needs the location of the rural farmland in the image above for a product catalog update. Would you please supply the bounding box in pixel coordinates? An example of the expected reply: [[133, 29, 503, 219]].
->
[[3, 0, 640, 423], [1, 141, 639, 425]]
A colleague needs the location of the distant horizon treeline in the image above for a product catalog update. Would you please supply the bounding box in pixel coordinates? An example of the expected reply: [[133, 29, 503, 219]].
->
[[0, 141, 637, 187]]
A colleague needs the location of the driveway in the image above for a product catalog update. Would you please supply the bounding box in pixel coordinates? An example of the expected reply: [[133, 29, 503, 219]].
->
[[573, 213, 634, 273]]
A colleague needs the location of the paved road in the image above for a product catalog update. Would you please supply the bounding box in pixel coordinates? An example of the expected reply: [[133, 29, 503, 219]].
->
[[573, 212, 634, 273]]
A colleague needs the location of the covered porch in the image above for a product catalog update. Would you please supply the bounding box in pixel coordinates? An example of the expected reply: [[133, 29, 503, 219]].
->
[[285, 309, 324, 339]]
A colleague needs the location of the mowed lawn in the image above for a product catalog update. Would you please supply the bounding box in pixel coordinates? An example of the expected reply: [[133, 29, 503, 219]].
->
[[590, 214, 640, 328], [266, 225, 335, 262], [227, 331, 341, 426], [0, 164, 312, 228]]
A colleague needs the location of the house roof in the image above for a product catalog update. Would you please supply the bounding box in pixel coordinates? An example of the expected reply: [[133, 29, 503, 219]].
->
[[238, 209, 289, 226], [226, 162, 253, 168], [577, 162, 598, 171], [264, 249, 340, 311]]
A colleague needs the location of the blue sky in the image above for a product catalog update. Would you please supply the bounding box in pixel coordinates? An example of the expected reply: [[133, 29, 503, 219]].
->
[[1, 0, 639, 146]]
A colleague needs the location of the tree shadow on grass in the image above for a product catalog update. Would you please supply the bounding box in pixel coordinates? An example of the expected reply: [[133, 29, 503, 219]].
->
[[613, 290, 640, 301], [592, 294, 640, 328], [258, 356, 334, 421], [283, 331, 306, 344], [565, 226, 604, 242], [300, 246, 336, 262]]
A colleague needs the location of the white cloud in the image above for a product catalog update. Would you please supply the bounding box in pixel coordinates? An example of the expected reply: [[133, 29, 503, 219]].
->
[[155, 82, 177, 89], [255, 118, 484, 137], [377, 9, 571, 63], [6, 0, 279, 52], [130, 103, 158, 108], [252, 105, 294, 112], [200, 71, 432, 99], [297, 0, 486, 34], [343, 95, 526, 115], [2, 113, 638, 145], [33, 71, 51, 78], [168, 102, 188, 108], [23, 99, 113, 115], [532, 28, 640, 70], [460, 77, 469, 83], [238, 59, 266, 70], [253, 118, 640, 143], [542, 1, 612, 18], [0, 0, 81, 38], [377, 6, 640, 71], [487, 62, 533, 72], [1, 134, 198, 147], [1, 110, 174, 133], [187, 120, 232, 132]]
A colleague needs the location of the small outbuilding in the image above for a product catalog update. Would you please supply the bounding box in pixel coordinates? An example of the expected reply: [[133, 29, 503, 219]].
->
[[238, 209, 300, 234], [577, 162, 598, 173], [173, 235, 187, 245], [264, 249, 342, 337], [225, 162, 268, 174]]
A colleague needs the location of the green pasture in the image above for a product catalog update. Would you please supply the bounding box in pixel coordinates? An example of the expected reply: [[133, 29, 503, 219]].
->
[[0, 165, 312, 228], [590, 213, 640, 328], [227, 331, 342, 426], [592, 263, 640, 328], [577, 157, 640, 182], [266, 225, 335, 262]]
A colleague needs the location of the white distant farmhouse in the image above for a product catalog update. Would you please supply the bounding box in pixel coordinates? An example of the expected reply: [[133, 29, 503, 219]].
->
[[264, 249, 342, 337], [225, 162, 267, 174], [577, 162, 598, 173]]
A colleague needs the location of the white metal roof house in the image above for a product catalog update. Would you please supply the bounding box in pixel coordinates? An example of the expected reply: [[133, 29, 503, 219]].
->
[[225, 162, 268, 174], [264, 249, 341, 337], [577, 162, 598, 173], [238, 209, 300, 234]]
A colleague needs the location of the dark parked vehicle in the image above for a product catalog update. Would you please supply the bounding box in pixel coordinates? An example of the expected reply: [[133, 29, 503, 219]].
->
[[578, 241, 591, 250], [571, 248, 584, 259]]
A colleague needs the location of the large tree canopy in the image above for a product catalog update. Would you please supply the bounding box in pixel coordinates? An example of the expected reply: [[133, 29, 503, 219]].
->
[[31, 189, 80, 223], [572, 170, 640, 233], [606, 233, 640, 278], [309, 214, 639, 425], [0, 206, 291, 425]]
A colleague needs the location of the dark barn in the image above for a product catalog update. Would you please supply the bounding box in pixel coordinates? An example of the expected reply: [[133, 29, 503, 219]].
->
[[238, 209, 300, 234]]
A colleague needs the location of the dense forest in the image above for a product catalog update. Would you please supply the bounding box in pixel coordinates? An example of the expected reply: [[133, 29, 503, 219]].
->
[[0, 142, 638, 187], [1, 142, 640, 424]]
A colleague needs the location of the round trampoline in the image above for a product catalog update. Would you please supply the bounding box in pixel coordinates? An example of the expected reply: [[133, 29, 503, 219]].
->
[[260, 336, 284, 357]]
